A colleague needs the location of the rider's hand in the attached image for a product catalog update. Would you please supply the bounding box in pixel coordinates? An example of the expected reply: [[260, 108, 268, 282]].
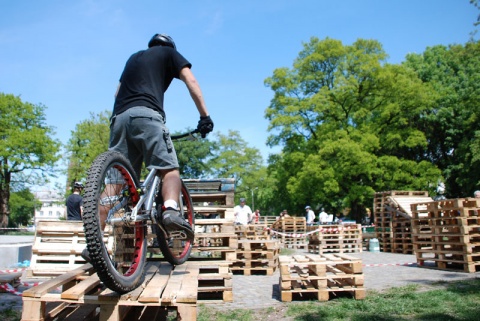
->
[[197, 115, 214, 138]]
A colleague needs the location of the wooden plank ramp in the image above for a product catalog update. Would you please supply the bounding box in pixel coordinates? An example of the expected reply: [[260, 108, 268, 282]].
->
[[21, 261, 203, 321]]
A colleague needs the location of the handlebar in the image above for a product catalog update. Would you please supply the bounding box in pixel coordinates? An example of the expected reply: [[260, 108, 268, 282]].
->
[[171, 129, 201, 141]]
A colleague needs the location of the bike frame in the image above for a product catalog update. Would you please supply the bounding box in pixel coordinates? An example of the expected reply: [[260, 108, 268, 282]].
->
[[105, 129, 198, 231], [106, 168, 160, 226]]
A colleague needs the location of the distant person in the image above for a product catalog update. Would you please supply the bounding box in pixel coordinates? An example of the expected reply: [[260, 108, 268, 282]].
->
[[434, 181, 447, 201], [252, 209, 261, 224], [234, 198, 252, 225], [305, 206, 315, 226], [318, 208, 329, 225], [279, 209, 290, 218], [66, 182, 84, 221], [474, 190, 480, 198]]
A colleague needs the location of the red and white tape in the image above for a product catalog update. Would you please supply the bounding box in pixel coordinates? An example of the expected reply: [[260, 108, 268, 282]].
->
[[0, 283, 23, 296], [266, 225, 354, 238], [0, 268, 27, 274], [363, 262, 417, 267]]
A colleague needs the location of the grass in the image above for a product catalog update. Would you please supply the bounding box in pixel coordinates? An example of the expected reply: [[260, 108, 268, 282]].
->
[[0, 308, 20, 321], [198, 279, 480, 321], [279, 248, 296, 256]]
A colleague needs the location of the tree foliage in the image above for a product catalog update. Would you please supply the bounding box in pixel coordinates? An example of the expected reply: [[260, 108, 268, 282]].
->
[[9, 188, 40, 227], [65, 110, 111, 187], [0, 93, 61, 227], [206, 130, 264, 203], [264, 38, 442, 220], [404, 41, 480, 197], [173, 129, 215, 179]]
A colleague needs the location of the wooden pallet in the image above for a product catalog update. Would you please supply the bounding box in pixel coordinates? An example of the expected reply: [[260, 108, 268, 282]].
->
[[235, 224, 271, 240], [183, 178, 235, 207], [411, 198, 480, 273], [184, 261, 233, 303], [229, 240, 280, 275], [191, 219, 238, 261], [22, 260, 232, 321], [279, 254, 365, 302], [308, 224, 362, 255], [26, 221, 88, 278]]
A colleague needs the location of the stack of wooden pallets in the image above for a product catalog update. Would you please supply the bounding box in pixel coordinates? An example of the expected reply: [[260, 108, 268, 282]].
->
[[26, 221, 88, 278], [192, 219, 238, 262], [411, 198, 480, 272], [308, 224, 362, 255], [373, 191, 433, 253], [270, 217, 308, 249], [279, 254, 365, 302], [184, 178, 235, 220], [230, 239, 280, 275]]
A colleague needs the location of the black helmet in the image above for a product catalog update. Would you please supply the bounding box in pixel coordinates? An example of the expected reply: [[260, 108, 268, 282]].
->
[[74, 182, 84, 189], [148, 34, 176, 49]]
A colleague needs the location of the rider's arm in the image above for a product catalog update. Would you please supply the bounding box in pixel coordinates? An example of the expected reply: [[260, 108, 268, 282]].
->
[[179, 67, 209, 117]]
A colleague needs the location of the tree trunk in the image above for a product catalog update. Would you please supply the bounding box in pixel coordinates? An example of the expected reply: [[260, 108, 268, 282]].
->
[[350, 201, 365, 223], [0, 174, 11, 228]]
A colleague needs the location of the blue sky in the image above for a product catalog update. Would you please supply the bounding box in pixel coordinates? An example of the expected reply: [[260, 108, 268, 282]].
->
[[0, 0, 477, 188]]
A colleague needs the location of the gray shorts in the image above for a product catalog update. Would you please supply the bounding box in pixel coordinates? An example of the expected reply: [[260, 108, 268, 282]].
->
[[109, 106, 179, 178]]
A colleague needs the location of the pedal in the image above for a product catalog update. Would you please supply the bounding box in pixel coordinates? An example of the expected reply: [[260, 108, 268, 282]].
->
[[169, 230, 188, 240]]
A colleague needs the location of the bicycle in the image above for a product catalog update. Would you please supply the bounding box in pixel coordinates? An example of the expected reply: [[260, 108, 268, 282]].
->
[[82, 129, 200, 294]]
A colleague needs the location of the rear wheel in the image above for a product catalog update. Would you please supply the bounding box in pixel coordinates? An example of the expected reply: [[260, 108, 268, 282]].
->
[[156, 181, 194, 265], [82, 151, 146, 293]]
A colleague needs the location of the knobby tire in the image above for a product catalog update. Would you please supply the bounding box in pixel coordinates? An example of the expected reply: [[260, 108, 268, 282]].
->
[[82, 151, 146, 294]]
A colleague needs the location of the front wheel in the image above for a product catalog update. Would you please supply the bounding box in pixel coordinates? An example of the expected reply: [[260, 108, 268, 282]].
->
[[156, 181, 194, 265], [82, 151, 147, 294]]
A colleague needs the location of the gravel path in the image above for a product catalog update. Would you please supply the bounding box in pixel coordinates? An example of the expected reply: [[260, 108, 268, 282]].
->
[[213, 249, 480, 311]]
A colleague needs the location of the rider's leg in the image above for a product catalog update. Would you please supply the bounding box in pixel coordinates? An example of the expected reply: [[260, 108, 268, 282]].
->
[[160, 168, 181, 208], [160, 168, 194, 239]]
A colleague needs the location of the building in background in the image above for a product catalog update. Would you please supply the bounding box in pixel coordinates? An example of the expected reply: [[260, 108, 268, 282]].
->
[[32, 189, 65, 224]]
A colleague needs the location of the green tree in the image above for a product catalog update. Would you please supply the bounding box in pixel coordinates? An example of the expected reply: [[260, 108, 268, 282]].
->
[[65, 111, 111, 187], [9, 188, 40, 227], [471, 0, 480, 41], [207, 130, 265, 204], [265, 38, 442, 221], [404, 42, 480, 197], [0, 93, 61, 227], [173, 129, 214, 178]]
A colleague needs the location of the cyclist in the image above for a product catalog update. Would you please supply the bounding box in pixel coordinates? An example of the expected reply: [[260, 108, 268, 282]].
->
[[66, 182, 84, 220], [108, 33, 213, 240]]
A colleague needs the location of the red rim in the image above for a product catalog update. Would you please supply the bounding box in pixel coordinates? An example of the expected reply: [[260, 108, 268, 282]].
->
[[113, 164, 144, 276]]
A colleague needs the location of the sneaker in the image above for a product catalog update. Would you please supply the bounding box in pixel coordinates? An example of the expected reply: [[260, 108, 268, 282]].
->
[[162, 207, 194, 240], [81, 248, 91, 263]]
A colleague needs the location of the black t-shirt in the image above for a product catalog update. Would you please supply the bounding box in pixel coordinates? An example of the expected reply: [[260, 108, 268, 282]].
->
[[113, 46, 192, 121], [66, 193, 83, 221]]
